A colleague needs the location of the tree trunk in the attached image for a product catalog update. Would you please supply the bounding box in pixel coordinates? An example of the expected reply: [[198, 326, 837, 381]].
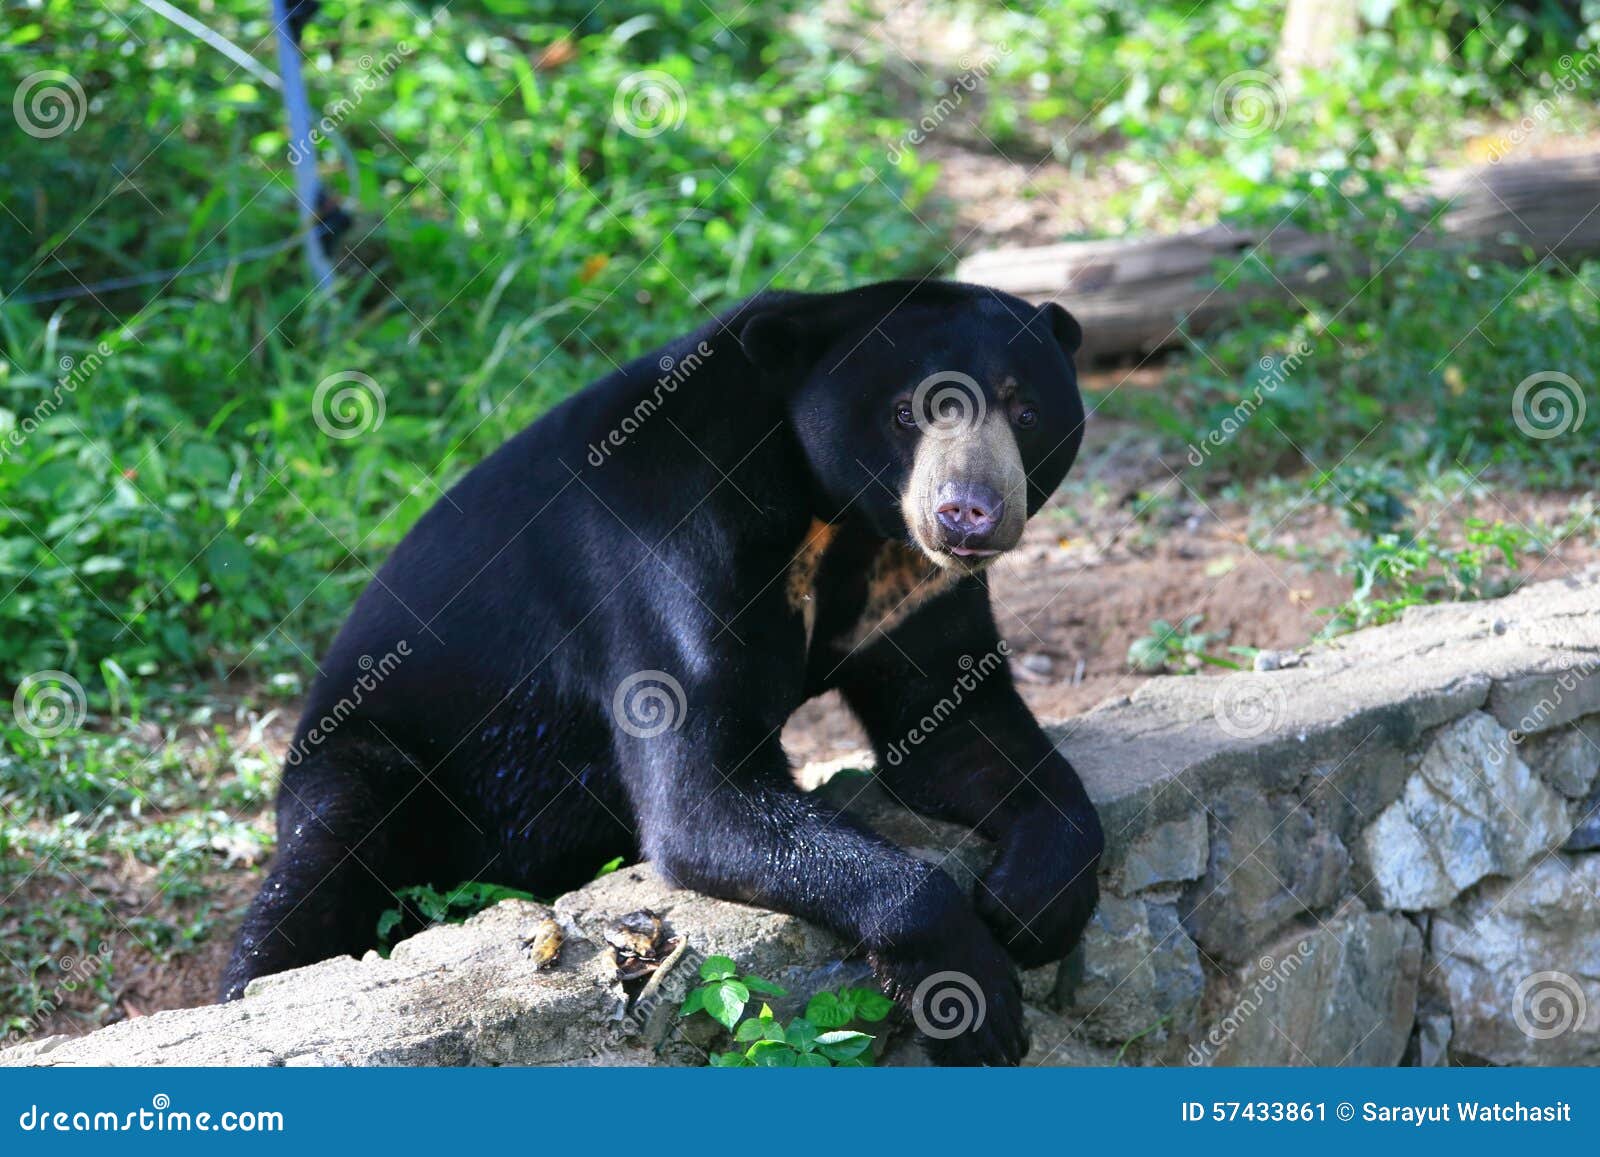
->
[[1277, 0, 1361, 93], [955, 153, 1600, 364]]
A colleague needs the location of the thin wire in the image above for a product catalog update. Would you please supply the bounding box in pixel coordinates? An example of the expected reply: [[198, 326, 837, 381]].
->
[[134, 0, 283, 90], [4, 234, 308, 306]]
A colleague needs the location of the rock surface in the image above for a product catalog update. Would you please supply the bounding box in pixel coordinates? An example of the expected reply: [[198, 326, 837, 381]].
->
[[5, 571, 1599, 1068], [1432, 856, 1600, 1065], [1201, 905, 1423, 1067], [1357, 712, 1569, 910]]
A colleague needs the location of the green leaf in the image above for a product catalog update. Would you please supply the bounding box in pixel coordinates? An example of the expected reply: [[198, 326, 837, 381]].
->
[[795, 1052, 831, 1067], [698, 955, 738, 981], [375, 908, 402, 940], [203, 535, 253, 594], [816, 1030, 873, 1061], [733, 1018, 768, 1042], [745, 1039, 796, 1067], [678, 988, 705, 1018], [701, 979, 750, 1030], [785, 1018, 819, 1052], [742, 975, 788, 996], [842, 988, 894, 1022], [804, 992, 850, 1028], [709, 1051, 751, 1067]]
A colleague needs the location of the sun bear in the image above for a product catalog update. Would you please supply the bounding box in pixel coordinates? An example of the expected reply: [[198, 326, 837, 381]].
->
[[223, 280, 1104, 1065]]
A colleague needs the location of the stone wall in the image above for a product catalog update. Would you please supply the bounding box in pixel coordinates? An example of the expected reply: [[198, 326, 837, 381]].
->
[[6, 572, 1598, 1068]]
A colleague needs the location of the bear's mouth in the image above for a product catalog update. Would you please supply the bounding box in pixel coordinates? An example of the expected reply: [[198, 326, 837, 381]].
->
[[915, 538, 1013, 572]]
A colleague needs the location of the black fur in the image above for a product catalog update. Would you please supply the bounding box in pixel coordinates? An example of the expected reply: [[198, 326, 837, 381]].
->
[[223, 280, 1103, 1065]]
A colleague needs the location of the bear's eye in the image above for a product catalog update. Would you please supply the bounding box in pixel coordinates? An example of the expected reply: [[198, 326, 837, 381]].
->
[[1016, 406, 1038, 428], [894, 403, 917, 428]]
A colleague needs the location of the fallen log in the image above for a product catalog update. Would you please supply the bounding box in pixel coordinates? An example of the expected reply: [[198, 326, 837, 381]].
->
[[956, 153, 1600, 364]]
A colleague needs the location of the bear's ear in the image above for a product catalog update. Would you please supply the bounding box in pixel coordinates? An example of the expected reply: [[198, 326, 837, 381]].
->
[[738, 311, 806, 373], [1038, 301, 1083, 357]]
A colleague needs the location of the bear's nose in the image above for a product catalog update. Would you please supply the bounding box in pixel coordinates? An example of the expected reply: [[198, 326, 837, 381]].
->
[[934, 483, 1005, 550]]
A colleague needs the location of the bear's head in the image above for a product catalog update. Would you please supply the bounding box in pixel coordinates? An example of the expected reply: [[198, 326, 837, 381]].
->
[[740, 282, 1085, 572]]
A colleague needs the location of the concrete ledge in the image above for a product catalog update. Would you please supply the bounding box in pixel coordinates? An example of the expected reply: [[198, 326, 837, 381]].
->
[[6, 571, 1598, 1067]]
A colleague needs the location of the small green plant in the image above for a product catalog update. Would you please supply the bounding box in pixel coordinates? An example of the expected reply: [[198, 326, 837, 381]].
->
[[1320, 464, 1411, 536], [1318, 519, 1538, 636], [679, 955, 891, 1067], [375, 881, 536, 949], [1127, 615, 1247, 674]]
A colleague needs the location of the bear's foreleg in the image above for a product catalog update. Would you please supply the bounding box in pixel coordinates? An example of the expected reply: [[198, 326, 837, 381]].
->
[[623, 722, 1028, 1065], [839, 587, 1103, 971]]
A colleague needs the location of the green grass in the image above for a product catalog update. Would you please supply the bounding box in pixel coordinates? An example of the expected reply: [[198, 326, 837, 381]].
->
[[1, 0, 1597, 1035]]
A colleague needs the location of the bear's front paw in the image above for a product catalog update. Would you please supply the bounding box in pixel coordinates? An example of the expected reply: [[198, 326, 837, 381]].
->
[[976, 817, 1101, 970], [870, 916, 1027, 1066]]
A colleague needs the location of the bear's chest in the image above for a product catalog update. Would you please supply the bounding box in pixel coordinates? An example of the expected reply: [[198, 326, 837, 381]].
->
[[785, 519, 957, 663]]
